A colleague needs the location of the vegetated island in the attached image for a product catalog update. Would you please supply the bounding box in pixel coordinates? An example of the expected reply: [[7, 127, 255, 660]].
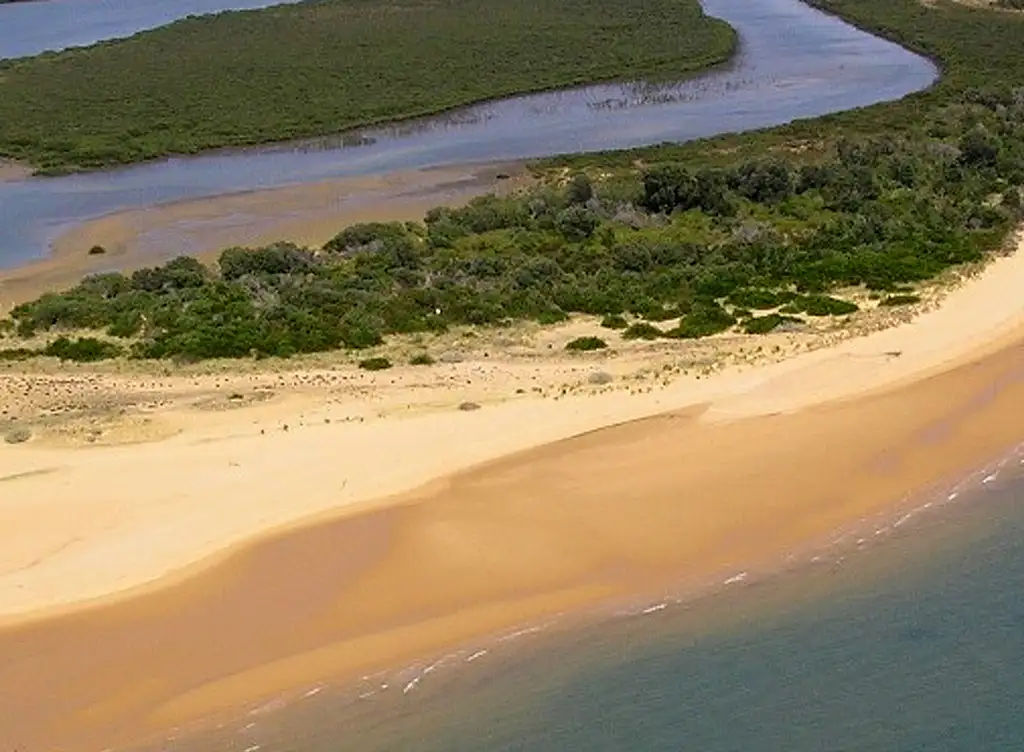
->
[[1, 0, 1023, 369], [0, 0, 736, 173]]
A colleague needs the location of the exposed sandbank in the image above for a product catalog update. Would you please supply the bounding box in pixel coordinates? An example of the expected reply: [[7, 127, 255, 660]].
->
[[0, 225, 1022, 749], [0, 162, 526, 309], [0, 158, 31, 183]]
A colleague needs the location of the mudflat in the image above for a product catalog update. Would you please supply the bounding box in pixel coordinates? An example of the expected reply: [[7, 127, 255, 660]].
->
[[0, 163, 524, 309]]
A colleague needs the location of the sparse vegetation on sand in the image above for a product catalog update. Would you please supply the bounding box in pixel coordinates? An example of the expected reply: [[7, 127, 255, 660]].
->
[[3, 0, 1024, 363], [0, 0, 735, 173]]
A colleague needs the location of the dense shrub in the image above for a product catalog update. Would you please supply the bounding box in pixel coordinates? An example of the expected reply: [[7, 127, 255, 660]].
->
[[880, 294, 922, 306], [358, 356, 393, 371], [600, 314, 629, 329], [742, 313, 803, 334], [43, 336, 122, 362], [565, 336, 608, 351], [622, 322, 663, 340], [409, 353, 435, 365]]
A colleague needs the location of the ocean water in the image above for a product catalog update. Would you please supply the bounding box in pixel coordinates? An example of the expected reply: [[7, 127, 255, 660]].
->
[[146, 455, 1024, 752]]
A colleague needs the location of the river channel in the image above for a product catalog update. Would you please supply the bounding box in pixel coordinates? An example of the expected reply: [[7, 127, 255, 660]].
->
[[0, 0, 938, 269]]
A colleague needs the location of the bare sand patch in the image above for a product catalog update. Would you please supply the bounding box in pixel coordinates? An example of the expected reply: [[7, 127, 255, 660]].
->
[[0, 158, 31, 183]]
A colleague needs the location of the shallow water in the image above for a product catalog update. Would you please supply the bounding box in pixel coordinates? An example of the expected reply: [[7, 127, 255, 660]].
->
[[145, 455, 1024, 752], [0, 0, 302, 60], [0, 0, 938, 268]]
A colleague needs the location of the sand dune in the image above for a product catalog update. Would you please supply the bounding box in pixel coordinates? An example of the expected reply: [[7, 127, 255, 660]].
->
[[0, 231, 1022, 749]]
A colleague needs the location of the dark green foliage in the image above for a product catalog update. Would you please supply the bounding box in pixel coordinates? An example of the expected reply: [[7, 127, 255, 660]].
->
[[600, 314, 629, 329], [88, 245, 106, 256], [742, 313, 803, 334], [0, 347, 37, 361], [566, 173, 594, 205], [666, 303, 736, 338], [789, 295, 860, 317], [358, 356, 393, 371], [565, 336, 608, 351], [727, 289, 794, 310], [43, 336, 122, 362], [0, 0, 735, 172], [622, 322, 663, 340], [880, 294, 922, 306], [409, 352, 435, 365]]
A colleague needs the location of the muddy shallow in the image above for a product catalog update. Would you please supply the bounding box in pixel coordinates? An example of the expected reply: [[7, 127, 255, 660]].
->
[[0, 0, 938, 270]]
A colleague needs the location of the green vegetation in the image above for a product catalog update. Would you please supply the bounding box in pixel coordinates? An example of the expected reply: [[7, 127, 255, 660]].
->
[[600, 314, 629, 330], [742, 313, 803, 334], [565, 336, 608, 351], [4, 0, 1024, 363], [880, 293, 922, 306], [358, 356, 393, 371], [0, 0, 735, 172], [409, 352, 435, 365], [44, 336, 123, 361]]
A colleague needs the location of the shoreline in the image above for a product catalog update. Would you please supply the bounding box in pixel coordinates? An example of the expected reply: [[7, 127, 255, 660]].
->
[[146, 440, 1024, 751], [0, 230, 1022, 749]]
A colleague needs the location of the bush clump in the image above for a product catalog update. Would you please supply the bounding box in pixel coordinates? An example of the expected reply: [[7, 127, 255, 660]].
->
[[565, 336, 608, 351], [44, 336, 122, 362], [0, 347, 38, 361], [622, 322, 663, 340], [742, 313, 803, 334], [409, 352, 435, 365], [358, 356, 393, 371], [880, 294, 922, 306], [600, 314, 629, 329]]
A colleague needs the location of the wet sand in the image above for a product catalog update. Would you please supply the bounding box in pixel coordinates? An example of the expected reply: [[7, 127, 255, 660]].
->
[[0, 228, 1022, 749], [0, 162, 525, 308]]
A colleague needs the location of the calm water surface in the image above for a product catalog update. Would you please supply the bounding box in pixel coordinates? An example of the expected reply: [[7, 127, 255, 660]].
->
[[0, 0, 938, 268], [143, 455, 1024, 752], [0, 0, 302, 60]]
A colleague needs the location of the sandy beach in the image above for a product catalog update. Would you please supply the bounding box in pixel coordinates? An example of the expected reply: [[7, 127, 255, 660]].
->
[[0, 214, 1023, 749]]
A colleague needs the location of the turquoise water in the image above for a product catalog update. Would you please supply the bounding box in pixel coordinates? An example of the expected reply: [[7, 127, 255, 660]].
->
[[150, 457, 1024, 752]]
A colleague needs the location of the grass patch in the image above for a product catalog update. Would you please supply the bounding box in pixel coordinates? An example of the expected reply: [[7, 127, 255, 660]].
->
[[0, 0, 735, 172]]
